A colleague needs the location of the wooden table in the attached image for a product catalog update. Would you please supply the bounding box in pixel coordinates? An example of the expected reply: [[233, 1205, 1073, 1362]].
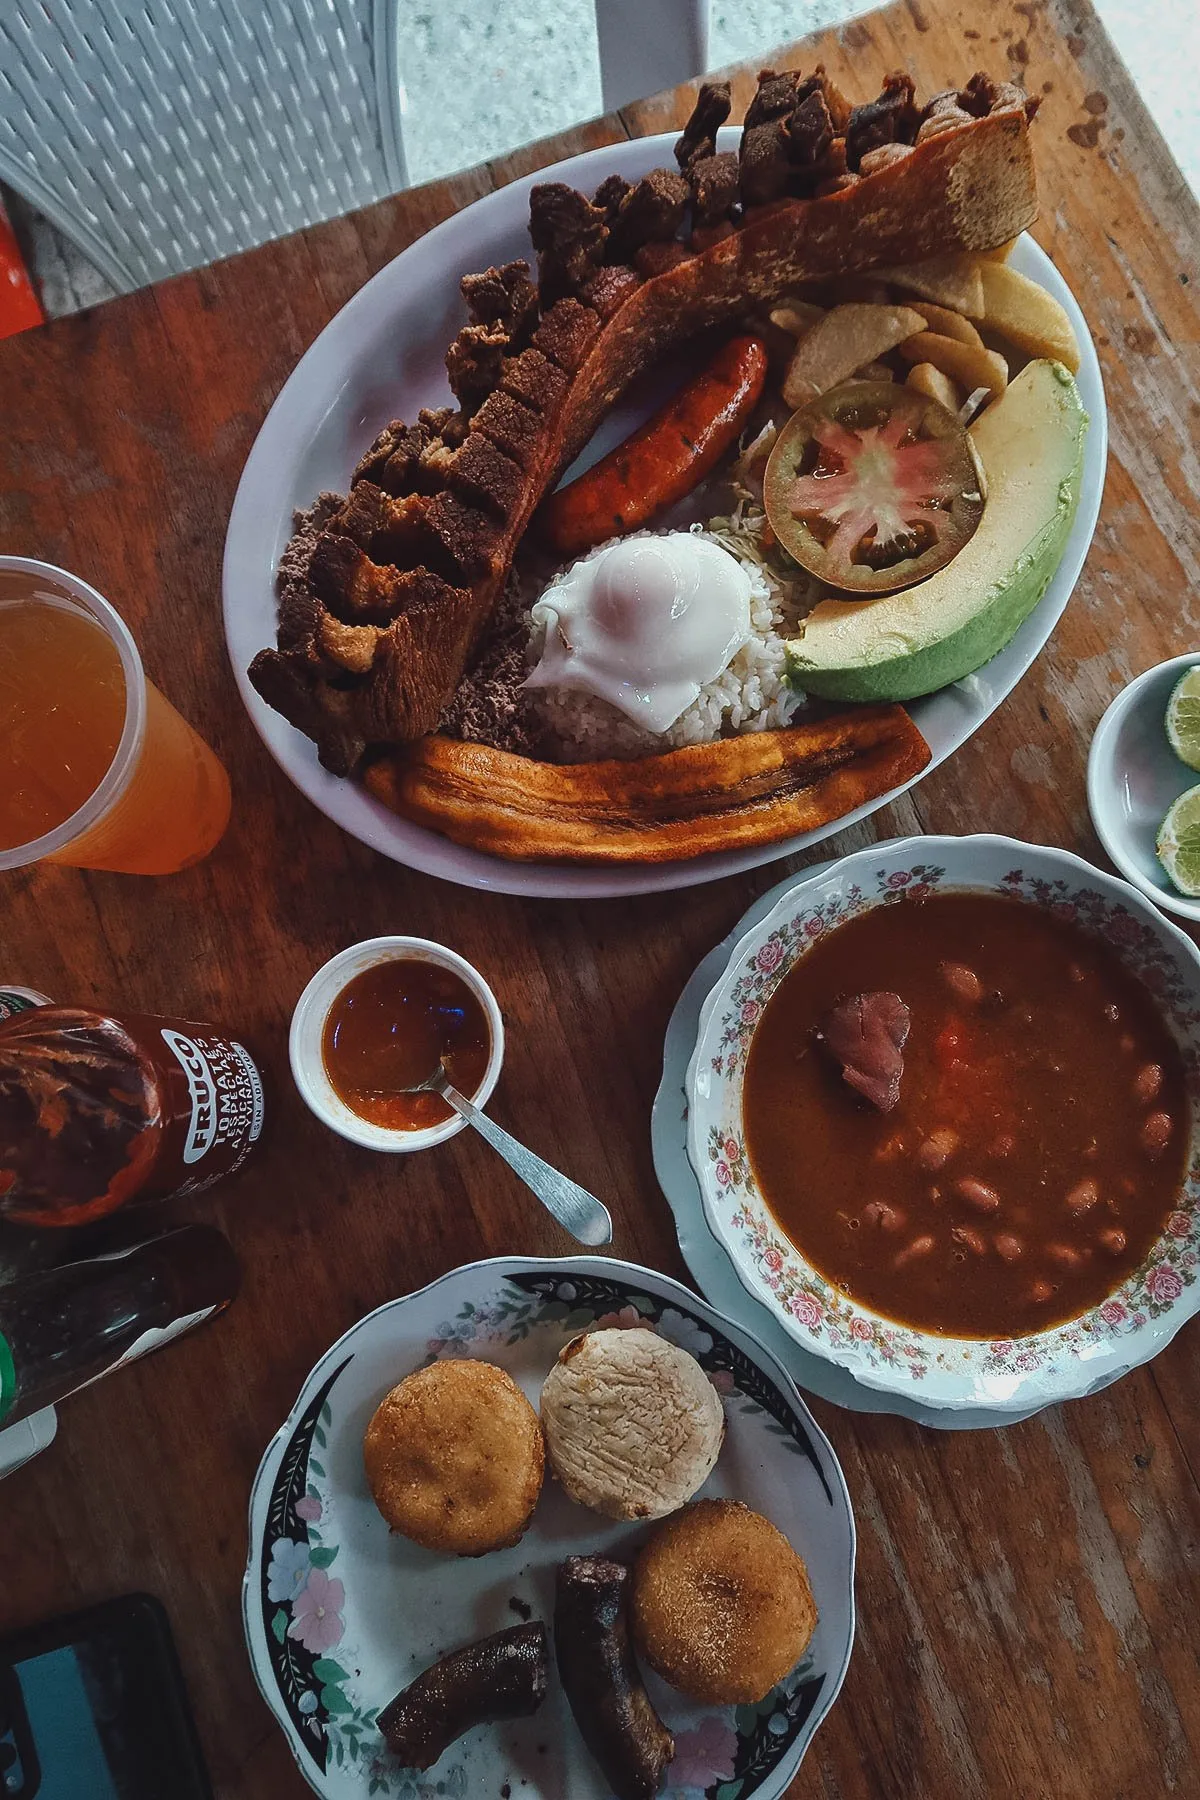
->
[[3, 1, 1199, 1794]]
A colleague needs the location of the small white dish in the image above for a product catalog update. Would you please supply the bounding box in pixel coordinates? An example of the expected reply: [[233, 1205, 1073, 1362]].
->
[[289, 936, 504, 1152], [1087, 652, 1200, 923], [243, 1254, 855, 1800], [685, 833, 1200, 1413]]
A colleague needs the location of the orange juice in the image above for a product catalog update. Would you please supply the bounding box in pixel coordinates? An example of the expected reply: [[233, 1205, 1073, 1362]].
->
[[0, 600, 126, 849], [0, 568, 231, 874], [52, 677, 233, 874]]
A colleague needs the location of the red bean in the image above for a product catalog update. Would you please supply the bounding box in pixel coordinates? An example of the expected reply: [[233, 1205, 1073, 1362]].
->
[[1103, 1002, 1120, 1023], [1133, 1063, 1164, 1105], [1065, 1178, 1099, 1216], [994, 1234, 1023, 1263], [940, 961, 983, 1003], [863, 1201, 905, 1232], [1141, 1112, 1173, 1158], [988, 1134, 1016, 1159], [893, 1234, 935, 1269], [917, 1127, 959, 1172], [955, 1177, 1001, 1214], [1099, 1227, 1127, 1255], [951, 1225, 987, 1255], [1047, 1243, 1086, 1271], [1029, 1279, 1056, 1303]]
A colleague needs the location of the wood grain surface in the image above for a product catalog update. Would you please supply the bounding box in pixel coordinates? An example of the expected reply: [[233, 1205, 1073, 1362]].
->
[[2, 1, 1199, 1795]]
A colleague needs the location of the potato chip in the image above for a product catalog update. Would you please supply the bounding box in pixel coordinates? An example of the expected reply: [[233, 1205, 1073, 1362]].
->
[[897, 331, 1008, 398], [978, 261, 1081, 372], [782, 304, 927, 409], [875, 254, 985, 318]]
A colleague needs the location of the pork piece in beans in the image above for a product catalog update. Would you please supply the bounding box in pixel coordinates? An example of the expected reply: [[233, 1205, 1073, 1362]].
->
[[818, 991, 910, 1113]]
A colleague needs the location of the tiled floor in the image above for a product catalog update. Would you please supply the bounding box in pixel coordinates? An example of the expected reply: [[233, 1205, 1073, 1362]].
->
[[6, 0, 1199, 318]]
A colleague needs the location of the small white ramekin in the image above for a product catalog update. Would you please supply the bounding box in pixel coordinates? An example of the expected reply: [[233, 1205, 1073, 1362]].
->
[[289, 937, 504, 1152]]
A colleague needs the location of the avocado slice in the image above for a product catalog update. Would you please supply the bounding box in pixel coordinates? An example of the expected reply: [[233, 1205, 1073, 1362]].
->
[[785, 359, 1088, 703]]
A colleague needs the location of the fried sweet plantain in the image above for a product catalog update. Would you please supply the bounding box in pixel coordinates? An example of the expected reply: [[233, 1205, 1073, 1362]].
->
[[364, 708, 931, 863]]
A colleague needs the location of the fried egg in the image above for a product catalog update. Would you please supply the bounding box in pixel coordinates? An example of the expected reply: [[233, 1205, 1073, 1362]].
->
[[524, 532, 752, 732]]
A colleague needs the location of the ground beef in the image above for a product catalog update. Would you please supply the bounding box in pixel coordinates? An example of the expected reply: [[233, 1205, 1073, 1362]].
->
[[276, 492, 344, 655], [437, 571, 542, 754]]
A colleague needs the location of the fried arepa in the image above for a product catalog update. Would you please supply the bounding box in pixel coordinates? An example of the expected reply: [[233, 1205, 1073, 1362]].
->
[[364, 1359, 544, 1556], [632, 1498, 817, 1703]]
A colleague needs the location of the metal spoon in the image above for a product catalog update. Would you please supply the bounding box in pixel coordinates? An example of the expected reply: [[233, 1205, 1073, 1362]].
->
[[404, 1061, 613, 1247]]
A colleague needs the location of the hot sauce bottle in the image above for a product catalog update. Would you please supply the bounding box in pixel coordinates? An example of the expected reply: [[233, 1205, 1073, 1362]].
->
[[0, 995, 265, 1227]]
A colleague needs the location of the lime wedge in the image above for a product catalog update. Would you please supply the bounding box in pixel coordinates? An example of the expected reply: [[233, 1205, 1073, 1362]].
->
[[1157, 784, 1200, 895], [1165, 666, 1200, 770]]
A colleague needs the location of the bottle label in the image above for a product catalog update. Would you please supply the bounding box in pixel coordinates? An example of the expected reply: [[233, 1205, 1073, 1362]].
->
[[0, 1334, 15, 1424], [0, 988, 50, 1022], [159, 1030, 265, 1194], [78, 1307, 218, 1392]]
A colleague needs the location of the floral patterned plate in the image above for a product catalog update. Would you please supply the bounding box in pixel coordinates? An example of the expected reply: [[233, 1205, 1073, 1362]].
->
[[243, 1255, 856, 1800], [686, 834, 1200, 1412], [652, 860, 1051, 1430]]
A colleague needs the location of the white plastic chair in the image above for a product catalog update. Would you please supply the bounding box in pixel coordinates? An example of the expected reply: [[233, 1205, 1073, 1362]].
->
[[0, 1, 408, 292], [595, 0, 709, 112], [0, 0, 710, 297]]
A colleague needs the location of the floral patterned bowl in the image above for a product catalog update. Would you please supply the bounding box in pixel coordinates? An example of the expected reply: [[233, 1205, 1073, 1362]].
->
[[685, 834, 1200, 1412], [243, 1255, 856, 1800]]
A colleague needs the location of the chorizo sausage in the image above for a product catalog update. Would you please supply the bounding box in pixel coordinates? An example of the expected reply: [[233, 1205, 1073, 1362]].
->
[[555, 1555, 674, 1800], [377, 1622, 548, 1770], [539, 336, 769, 557]]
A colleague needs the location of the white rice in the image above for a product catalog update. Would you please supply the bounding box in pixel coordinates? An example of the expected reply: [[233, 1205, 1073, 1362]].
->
[[526, 525, 810, 763]]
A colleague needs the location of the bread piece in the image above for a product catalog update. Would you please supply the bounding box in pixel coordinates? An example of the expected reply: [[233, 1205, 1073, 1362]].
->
[[540, 1329, 724, 1520]]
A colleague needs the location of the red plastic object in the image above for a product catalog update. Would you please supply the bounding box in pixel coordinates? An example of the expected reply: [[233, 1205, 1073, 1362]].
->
[[0, 206, 44, 338]]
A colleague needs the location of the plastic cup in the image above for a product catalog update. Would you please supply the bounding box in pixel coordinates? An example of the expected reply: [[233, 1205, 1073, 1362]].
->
[[0, 558, 230, 875]]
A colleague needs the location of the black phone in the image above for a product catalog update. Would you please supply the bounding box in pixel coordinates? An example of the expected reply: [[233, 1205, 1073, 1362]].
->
[[0, 1594, 211, 1800]]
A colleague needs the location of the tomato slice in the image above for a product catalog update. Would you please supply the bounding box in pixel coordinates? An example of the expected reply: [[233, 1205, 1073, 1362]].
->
[[763, 381, 985, 596]]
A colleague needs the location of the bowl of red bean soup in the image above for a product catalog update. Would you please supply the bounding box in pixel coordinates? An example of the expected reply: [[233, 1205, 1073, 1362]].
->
[[687, 834, 1200, 1410]]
